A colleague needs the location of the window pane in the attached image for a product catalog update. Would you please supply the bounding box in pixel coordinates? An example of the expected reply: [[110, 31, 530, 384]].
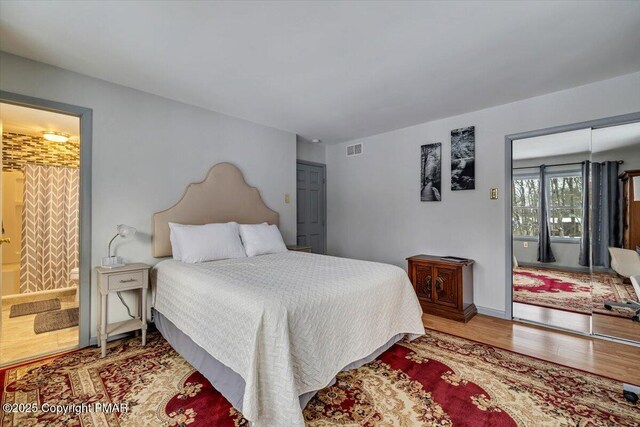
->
[[549, 175, 582, 208], [548, 174, 582, 238], [512, 178, 540, 208], [513, 207, 539, 237], [549, 207, 582, 238]]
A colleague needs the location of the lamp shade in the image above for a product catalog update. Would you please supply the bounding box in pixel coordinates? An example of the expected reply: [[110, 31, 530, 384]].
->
[[117, 224, 137, 238], [634, 176, 640, 201]]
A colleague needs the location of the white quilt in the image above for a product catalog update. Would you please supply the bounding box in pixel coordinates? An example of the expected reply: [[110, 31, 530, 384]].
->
[[153, 251, 425, 427]]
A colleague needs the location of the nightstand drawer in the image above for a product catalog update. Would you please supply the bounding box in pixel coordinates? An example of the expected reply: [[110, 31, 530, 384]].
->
[[107, 271, 144, 291]]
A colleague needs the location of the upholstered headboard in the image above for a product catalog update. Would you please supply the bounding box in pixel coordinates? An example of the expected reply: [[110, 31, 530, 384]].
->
[[152, 162, 279, 257]]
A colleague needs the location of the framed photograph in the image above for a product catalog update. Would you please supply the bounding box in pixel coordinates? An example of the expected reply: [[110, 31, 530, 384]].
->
[[421, 143, 442, 201], [451, 126, 475, 190]]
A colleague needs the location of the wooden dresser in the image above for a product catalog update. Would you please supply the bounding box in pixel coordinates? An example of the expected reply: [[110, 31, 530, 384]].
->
[[407, 255, 476, 322], [620, 169, 640, 251]]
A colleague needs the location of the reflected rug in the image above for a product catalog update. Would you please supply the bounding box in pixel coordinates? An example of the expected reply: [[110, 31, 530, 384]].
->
[[513, 267, 638, 318], [1, 330, 638, 426]]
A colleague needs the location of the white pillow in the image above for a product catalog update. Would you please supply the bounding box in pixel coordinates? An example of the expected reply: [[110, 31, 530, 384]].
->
[[239, 223, 287, 257], [168, 222, 246, 263]]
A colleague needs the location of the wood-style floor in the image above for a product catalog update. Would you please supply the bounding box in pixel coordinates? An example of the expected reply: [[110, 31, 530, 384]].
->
[[513, 301, 591, 334], [1, 293, 78, 365], [423, 313, 640, 385]]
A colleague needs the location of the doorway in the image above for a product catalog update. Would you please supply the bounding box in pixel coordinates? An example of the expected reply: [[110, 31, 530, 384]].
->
[[296, 160, 326, 254], [0, 92, 92, 365]]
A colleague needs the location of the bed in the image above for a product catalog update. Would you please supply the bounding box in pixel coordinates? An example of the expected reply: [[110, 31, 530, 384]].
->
[[151, 163, 425, 427]]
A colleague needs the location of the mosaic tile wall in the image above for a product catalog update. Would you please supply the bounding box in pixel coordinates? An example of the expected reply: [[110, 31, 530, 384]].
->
[[2, 132, 80, 171]]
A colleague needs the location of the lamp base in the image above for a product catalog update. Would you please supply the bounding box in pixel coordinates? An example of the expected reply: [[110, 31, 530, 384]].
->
[[101, 256, 124, 268]]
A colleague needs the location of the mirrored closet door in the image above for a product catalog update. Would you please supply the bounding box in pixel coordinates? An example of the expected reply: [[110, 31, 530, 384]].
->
[[512, 129, 593, 334], [511, 117, 640, 344], [590, 121, 640, 342]]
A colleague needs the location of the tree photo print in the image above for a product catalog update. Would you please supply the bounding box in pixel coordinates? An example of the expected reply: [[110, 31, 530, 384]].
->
[[451, 126, 475, 190], [420, 143, 442, 201]]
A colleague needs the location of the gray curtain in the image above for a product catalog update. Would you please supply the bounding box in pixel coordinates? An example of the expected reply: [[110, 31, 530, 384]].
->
[[579, 161, 590, 266], [537, 165, 556, 263], [591, 161, 622, 268]]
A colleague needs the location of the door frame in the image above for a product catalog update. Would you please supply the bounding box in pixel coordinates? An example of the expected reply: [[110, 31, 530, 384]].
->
[[296, 160, 327, 254], [1, 90, 93, 349], [504, 111, 640, 321]]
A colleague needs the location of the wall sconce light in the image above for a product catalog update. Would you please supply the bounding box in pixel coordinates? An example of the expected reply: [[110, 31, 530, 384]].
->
[[101, 224, 137, 268], [42, 131, 70, 143]]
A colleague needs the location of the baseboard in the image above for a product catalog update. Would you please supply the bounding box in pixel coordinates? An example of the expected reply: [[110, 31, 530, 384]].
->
[[476, 306, 507, 319]]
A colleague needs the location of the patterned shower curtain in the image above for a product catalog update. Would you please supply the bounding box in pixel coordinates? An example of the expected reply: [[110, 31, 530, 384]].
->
[[20, 164, 80, 293]]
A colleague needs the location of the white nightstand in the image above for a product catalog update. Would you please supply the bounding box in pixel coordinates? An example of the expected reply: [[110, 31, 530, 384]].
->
[[96, 263, 150, 357]]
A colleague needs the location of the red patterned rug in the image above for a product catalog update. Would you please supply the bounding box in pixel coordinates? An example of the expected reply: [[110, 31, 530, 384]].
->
[[1, 330, 638, 426], [513, 267, 638, 318]]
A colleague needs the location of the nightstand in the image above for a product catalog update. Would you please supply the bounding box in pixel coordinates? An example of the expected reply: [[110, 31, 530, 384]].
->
[[96, 263, 150, 357], [287, 245, 312, 253]]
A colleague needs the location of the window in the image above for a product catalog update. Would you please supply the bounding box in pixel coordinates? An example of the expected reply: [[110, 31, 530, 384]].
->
[[512, 170, 583, 240], [512, 175, 540, 238], [547, 173, 582, 239]]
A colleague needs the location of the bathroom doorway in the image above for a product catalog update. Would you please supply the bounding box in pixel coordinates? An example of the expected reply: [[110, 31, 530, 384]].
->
[[0, 94, 91, 365]]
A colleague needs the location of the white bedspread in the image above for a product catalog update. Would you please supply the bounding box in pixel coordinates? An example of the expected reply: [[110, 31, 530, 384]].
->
[[153, 251, 424, 427]]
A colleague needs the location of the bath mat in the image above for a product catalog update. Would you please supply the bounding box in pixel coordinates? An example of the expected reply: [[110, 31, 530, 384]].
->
[[34, 307, 79, 334], [9, 298, 61, 318]]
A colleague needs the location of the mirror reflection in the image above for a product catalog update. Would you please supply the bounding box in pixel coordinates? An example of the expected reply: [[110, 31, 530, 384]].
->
[[512, 121, 640, 343]]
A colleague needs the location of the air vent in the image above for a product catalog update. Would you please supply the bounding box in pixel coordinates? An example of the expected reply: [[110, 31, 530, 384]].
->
[[346, 143, 363, 157]]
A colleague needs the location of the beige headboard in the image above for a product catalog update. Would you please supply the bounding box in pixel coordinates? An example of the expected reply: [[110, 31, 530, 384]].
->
[[153, 162, 279, 257]]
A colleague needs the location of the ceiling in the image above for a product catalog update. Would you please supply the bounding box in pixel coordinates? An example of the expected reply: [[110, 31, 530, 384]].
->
[[513, 122, 640, 160], [1, 2, 639, 144], [0, 103, 80, 142]]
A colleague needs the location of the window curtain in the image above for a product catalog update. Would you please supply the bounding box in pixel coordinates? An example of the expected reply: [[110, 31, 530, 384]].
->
[[20, 164, 80, 293], [579, 161, 590, 266], [537, 165, 556, 263], [590, 161, 622, 268]]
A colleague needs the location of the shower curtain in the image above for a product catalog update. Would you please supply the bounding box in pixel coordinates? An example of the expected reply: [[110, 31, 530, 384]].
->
[[20, 164, 80, 293]]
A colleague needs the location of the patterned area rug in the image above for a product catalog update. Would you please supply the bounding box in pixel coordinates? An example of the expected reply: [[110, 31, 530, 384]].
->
[[1, 330, 638, 426], [513, 267, 638, 318]]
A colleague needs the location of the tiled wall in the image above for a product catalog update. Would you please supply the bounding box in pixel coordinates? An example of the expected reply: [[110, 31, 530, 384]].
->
[[2, 132, 79, 171]]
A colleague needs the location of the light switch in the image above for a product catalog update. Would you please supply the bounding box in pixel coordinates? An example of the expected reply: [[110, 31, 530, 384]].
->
[[285, 193, 290, 204], [490, 188, 499, 200]]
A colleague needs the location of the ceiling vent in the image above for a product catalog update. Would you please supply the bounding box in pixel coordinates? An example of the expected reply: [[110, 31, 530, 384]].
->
[[346, 143, 363, 157]]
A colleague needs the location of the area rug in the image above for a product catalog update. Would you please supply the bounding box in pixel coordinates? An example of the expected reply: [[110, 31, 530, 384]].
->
[[8, 298, 61, 318], [33, 307, 79, 334], [513, 267, 638, 318], [1, 330, 638, 426]]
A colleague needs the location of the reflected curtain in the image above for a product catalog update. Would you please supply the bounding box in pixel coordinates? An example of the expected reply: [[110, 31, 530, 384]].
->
[[20, 164, 80, 293], [591, 161, 622, 268], [537, 165, 556, 263], [579, 161, 590, 266]]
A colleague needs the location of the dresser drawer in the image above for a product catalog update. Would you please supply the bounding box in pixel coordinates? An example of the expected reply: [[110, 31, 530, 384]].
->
[[107, 271, 145, 291]]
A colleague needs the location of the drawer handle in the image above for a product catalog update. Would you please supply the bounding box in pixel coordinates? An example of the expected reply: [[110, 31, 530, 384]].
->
[[423, 276, 432, 294], [119, 278, 137, 283], [435, 276, 443, 291]]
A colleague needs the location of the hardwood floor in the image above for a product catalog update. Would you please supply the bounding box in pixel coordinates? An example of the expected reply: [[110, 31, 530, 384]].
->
[[593, 312, 640, 343], [423, 313, 640, 385], [512, 301, 592, 334]]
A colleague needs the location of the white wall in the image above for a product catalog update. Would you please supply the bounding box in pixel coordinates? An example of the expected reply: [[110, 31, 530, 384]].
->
[[296, 136, 326, 164], [326, 71, 640, 315], [0, 52, 297, 336]]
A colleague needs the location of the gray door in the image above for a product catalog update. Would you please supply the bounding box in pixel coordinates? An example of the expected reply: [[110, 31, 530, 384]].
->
[[296, 161, 326, 254]]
